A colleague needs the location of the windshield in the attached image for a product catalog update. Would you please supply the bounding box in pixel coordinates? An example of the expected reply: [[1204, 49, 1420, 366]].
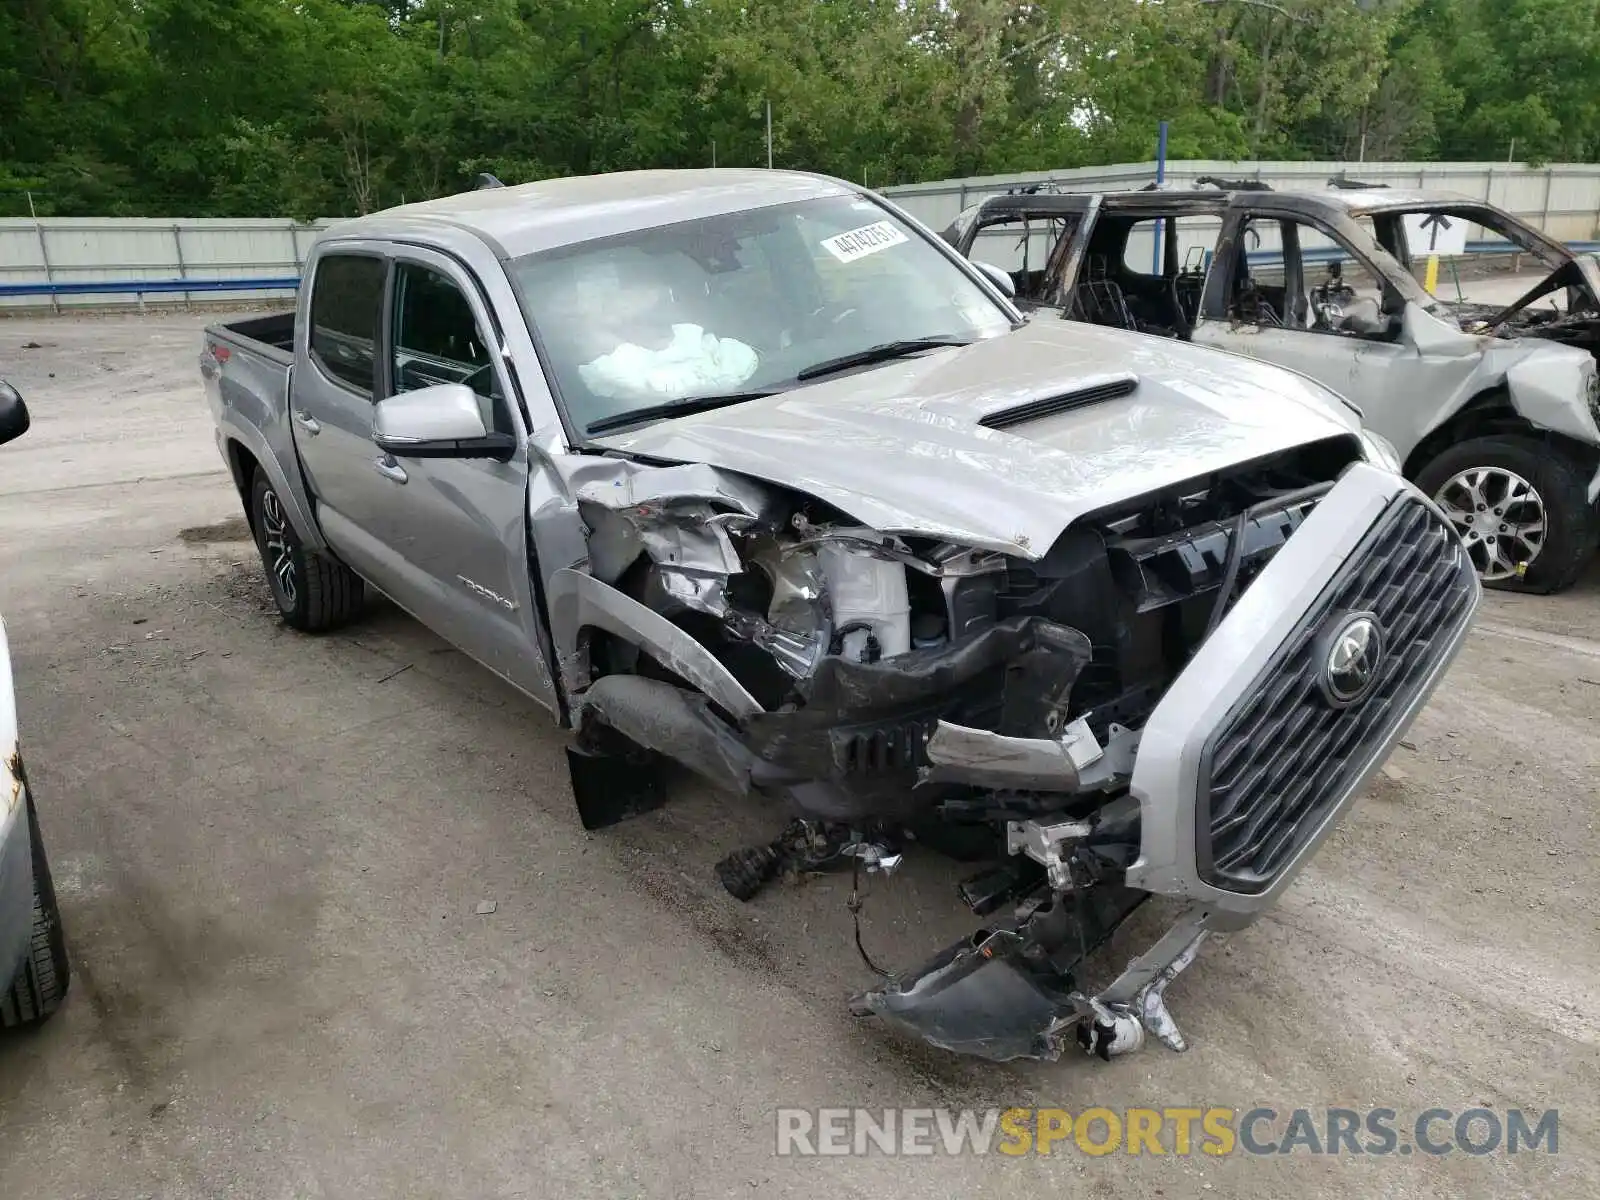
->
[[1394, 204, 1568, 269], [510, 195, 1014, 435], [1372, 204, 1571, 304]]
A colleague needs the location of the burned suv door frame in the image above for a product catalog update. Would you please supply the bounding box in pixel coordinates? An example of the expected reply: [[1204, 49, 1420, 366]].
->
[[940, 192, 1096, 310], [946, 193, 1233, 337], [1191, 202, 1440, 420]]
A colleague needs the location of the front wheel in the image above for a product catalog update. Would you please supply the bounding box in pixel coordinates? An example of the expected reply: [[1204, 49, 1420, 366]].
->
[[1416, 435, 1599, 593], [250, 471, 365, 631]]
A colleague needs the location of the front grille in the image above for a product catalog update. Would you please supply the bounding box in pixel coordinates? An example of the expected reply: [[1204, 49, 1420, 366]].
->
[[1197, 494, 1478, 893]]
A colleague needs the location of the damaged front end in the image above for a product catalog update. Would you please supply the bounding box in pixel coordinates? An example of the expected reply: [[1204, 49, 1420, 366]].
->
[[549, 444, 1480, 1064], [1448, 257, 1600, 358]]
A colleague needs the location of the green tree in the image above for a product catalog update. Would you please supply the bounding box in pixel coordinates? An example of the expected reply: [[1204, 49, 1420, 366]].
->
[[2, 0, 1597, 216]]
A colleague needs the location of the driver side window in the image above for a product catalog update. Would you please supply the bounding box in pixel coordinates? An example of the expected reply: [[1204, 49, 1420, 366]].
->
[[390, 262, 506, 428], [1282, 219, 1390, 339], [1217, 216, 1294, 328]]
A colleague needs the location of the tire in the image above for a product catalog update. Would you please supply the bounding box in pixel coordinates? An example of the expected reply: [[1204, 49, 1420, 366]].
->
[[250, 470, 365, 631], [1415, 435, 1599, 594], [1, 793, 70, 1029]]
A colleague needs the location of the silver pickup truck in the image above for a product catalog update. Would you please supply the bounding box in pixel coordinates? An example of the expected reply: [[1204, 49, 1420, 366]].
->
[[200, 169, 1480, 1064]]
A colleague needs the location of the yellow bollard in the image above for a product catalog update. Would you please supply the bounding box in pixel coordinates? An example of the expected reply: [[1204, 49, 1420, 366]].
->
[[1424, 253, 1440, 296]]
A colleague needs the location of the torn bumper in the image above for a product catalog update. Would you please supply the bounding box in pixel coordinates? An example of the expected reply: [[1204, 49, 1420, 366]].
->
[[855, 901, 1214, 1063], [922, 715, 1138, 794], [564, 615, 1097, 827], [740, 616, 1093, 821]]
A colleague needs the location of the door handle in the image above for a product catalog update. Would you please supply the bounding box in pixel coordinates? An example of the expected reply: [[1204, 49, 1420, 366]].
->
[[293, 410, 321, 435], [372, 456, 408, 485]]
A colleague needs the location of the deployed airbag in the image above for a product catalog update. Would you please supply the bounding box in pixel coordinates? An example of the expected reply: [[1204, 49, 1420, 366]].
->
[[579, 323, 758, 400]]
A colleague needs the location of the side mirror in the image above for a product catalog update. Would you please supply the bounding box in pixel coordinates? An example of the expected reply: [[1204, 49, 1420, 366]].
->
[[372, 384, 514, 459], [971, 260, 1017, 299], [0, 380, 29, 447]]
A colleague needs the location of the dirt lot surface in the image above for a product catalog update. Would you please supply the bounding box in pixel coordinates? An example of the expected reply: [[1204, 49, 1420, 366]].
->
[[0, 312, 1596, 1198]]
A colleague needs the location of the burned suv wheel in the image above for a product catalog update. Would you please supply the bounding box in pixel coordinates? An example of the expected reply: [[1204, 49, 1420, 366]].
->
[[249, 471, 365, 631], [1416, 435, 1598, 593]]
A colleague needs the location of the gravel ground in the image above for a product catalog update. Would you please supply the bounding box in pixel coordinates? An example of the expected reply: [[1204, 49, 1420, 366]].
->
[[0, 311, 1596, 1199]]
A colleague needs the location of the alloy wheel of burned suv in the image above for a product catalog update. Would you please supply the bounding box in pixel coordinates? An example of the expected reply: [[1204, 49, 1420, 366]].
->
[[1416, 435, 1598, 593], [1433, 466, 1546, 582]]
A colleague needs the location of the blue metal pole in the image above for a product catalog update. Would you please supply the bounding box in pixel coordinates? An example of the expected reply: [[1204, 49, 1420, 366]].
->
[[1152, 119, 1169, 274]]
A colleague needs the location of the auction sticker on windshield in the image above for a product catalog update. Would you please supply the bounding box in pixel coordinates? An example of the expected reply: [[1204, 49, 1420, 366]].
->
[[821, 221, 909, 263]]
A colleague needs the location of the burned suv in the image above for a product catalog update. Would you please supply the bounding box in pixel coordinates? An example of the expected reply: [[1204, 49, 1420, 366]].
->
[[945, 180, 1600, 592], [202, 169, 1480, 1062]]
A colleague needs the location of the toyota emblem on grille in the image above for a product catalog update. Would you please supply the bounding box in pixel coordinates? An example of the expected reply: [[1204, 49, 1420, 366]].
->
[[1318, 612, 1385, 707]]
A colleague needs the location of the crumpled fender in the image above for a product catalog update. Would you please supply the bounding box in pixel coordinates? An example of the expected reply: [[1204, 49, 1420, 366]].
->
[[1403, 312, 1600, 454], [1501, 345, 1600, 447], [547, 568, 763, 720]]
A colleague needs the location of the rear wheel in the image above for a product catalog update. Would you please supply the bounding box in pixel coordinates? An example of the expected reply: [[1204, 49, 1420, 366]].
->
[[250, 471, 365, 631], [1, 794, 70, 1029], [1415, 435, 1599, 593]]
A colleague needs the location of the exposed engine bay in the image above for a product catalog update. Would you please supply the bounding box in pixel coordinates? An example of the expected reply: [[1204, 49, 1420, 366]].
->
[[1447, 258, 1600, 357], [558, 435, 1364, 1062]]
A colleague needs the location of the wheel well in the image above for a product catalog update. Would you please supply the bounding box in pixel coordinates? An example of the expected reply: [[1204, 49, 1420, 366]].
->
[[224, 439, 261, 531], [1402, 388, 1599, 480]]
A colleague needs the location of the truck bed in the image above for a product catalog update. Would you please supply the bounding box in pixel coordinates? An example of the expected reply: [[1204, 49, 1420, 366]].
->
[[202, 312, 296, 476], [208, 311, 295, 364]]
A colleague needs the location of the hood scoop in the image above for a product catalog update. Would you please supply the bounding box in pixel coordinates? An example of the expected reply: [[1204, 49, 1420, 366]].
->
[[978, 374, 1139, 431]]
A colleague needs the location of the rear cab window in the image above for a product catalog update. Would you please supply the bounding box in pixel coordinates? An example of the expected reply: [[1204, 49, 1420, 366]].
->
[[308, 254, 386, 396]]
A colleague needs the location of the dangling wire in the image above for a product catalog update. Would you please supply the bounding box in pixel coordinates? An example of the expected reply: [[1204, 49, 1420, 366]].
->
[[1205, 507, 1251, 639], [847, 855, 893, 979]]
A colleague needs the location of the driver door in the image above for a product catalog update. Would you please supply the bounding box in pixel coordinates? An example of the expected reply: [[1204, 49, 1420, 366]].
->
[[311, 246, 552, 705], [1190, 210, 1473, 449]]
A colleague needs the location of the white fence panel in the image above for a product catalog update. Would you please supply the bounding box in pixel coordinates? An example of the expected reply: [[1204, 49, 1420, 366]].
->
[[0, 217, 332, 311], [6, 160, 1600, 312]]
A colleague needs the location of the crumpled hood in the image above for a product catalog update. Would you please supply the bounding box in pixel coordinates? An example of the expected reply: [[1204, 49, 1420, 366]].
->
[[593, 319, 1362, 558]]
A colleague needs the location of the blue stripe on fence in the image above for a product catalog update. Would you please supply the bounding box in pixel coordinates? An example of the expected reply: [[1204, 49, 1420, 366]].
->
[[0, 276, 300, 298]]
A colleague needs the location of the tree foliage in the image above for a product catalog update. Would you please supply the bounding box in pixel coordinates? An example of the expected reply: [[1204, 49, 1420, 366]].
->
[[1, 0, 1595, 217]]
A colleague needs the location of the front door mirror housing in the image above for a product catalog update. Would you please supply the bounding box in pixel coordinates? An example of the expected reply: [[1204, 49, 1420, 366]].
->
[[372, 384, 515, 459], [0, 380, 30, 447], [971, 260, 1017, 299]]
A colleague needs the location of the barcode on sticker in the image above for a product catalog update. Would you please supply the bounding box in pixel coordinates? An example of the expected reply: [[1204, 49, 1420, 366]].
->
[[821, 221, 909, 263]]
